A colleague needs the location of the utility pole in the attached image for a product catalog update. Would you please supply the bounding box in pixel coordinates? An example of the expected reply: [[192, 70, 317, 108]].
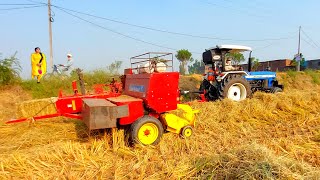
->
[[296, 26, 301, 71], [48, 0, 53, 71]]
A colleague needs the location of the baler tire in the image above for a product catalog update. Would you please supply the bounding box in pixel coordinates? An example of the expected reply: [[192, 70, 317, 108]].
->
[[180, 126, 193, 138], [218, 74, 251, 101], [130, 115, 164, 145], [271, 87, 283, 93]]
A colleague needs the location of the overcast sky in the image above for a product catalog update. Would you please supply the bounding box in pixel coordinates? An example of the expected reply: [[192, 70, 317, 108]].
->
[[0, 0, 319, 78]]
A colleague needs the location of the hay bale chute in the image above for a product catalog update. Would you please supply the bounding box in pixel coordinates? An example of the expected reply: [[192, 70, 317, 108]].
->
[[16, 97, 58, 118]]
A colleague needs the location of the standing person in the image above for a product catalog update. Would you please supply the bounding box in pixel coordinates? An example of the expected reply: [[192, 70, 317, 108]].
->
[[31, 47, 47, 83]]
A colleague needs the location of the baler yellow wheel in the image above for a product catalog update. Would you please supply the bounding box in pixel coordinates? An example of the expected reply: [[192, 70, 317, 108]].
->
[[181, 126, 193, 138], [138, 123, 159, 145], [130, 116, 164, 145]]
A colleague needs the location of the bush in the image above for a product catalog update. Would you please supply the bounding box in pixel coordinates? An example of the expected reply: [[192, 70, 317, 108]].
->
[[21, 69, 115, 99], [0, 52, 21, 85]]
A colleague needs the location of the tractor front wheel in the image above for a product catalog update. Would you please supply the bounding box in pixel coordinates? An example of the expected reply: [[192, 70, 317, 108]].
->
[[130, 116, 164, 145], [271, 87, 283, 93]]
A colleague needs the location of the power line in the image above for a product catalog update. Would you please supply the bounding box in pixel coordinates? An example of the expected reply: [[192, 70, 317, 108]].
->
[[0, 5, 45, 11], [227, 0, 274, 13], [26, 0, 297, 54], [301, 29, 320, 48], [28, 1, 296, 42], [50, 5, 295, 42], [254, 33, 298, 52], [25, 0, 48, 6], [56, 7, 201, 54], [0, 3, 39, 5], [254, 42, 278, 52], [301, 37, 319, 50], [198, 0, 267, 19]]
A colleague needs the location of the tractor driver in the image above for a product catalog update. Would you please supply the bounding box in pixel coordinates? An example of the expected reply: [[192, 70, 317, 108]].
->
[[225, 57, 236, 71]]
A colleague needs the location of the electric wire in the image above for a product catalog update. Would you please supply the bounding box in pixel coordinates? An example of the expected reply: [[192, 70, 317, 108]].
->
[[24, 0, 296, 42], [301, 37, 319, 50], [0, 5, 45, 11], [220, 0, 274, 13], [24, 0, 301, 56], [56, 7, 201, 54], [301, 29, 320, 48], [198, 0, 267, 18], [0, 3, 39, 6], [51, 5, 295, 42], [254, 42, 278, 52]]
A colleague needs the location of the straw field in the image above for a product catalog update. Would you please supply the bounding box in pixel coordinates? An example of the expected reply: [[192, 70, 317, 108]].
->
[[0, 71, 320, 179]]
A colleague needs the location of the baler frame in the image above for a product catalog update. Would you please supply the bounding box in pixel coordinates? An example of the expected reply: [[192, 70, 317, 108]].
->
[[7, 52, 199, 146]]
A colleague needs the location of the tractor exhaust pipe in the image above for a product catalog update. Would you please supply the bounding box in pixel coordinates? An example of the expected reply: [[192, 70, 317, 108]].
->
[[248, 51, 252, 72]]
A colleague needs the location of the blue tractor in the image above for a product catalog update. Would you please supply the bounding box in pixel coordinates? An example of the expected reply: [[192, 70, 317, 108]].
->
[[200, 45, 283, 101]]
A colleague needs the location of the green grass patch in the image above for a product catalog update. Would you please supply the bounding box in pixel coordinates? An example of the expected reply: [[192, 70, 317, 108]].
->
[[286, 69, 299, 78], [304, 69, 320, 84], [20, 69, 117, 99]]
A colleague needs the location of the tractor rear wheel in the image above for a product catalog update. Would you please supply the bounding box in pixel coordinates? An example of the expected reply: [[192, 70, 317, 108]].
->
[[130, 115, 164, 145], [218, 74, 251, 101], [271, 87, 283, 93]]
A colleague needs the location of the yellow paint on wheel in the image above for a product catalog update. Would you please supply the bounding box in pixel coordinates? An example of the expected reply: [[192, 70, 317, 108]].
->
[[138, 123, 159, 145], [183, 128, 193, 138]]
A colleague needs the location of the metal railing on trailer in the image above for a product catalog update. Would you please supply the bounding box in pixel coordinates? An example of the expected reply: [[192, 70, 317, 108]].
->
[[130, 52, 174, 74]]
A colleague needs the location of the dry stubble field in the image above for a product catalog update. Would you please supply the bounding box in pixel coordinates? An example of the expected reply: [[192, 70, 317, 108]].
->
[[0, 71, 320, 179]]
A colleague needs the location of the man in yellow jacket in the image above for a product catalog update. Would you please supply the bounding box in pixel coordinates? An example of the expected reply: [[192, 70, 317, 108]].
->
[[31, 47, 47, 83]]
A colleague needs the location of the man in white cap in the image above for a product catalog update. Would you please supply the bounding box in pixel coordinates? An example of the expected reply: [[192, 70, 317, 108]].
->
[[225, 57, 236, 71], [59, 53, 74, 73]]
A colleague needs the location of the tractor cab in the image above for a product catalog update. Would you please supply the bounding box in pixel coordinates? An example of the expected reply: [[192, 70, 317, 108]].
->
[[200, 45, 283, 101], [203, 45, 252, 74]]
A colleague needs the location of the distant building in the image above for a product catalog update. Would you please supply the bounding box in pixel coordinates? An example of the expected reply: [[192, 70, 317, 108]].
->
[[306, 59, 320, 70], [240, 58, 320, 71], [241, 59, 294, 72]]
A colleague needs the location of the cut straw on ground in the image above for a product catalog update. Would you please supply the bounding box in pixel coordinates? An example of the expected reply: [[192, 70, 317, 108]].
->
[[0, 71, 320, 179]]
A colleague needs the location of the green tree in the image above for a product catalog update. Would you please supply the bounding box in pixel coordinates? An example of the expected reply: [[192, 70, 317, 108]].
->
[[175, 49, 192, 75], [292, 53, 305, 69], [251, 57, 260, 71], [107, 60, 122, 74], [226, 52, 245, 65], [0, 52, 21, 85], [188, 59, 205, 74]]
